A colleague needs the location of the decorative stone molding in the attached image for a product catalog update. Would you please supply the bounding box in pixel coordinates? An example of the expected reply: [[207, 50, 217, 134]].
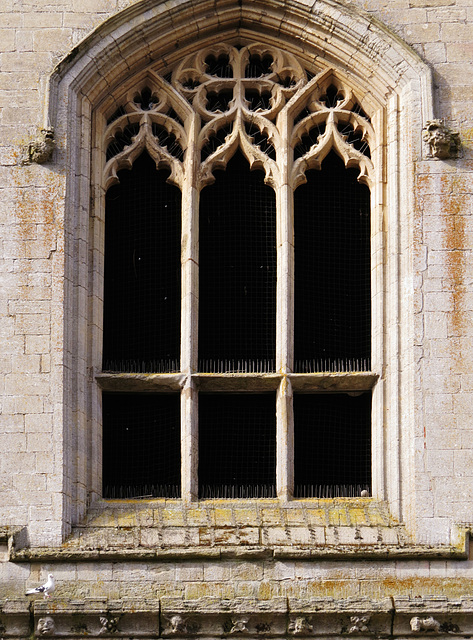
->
[[0, 597, 471, 639], [36, 617, 56, 636], [168, 615, 187, 635], [422, 119, 461, 159], [98, 614, 120, 635], [410, 617, 441, 633], [347, 615, 371, 634], [288, 616, 313, 635], [166, 615, 201, 636], [229, 618, 249, 634], [161, 597, 286, 637], [21, 128, 55, 165], [394, 596, 472, 637], [33, 599, 159, 637]]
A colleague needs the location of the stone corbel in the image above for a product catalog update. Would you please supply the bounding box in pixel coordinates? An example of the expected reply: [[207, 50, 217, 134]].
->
[[21, 128, 55, 165], [422, 119, 461, 160], [36, 617, 56, 636]]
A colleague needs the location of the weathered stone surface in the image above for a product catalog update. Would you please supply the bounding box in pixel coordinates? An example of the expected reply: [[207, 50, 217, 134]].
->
[[2, 0, 473, 634]]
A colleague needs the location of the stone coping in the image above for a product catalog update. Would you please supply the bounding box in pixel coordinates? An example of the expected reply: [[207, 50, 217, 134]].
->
[[11, 543, 468, 562]]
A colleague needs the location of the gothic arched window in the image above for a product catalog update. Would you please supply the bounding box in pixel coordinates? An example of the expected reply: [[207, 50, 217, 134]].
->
[[100, 43, 376, 501]]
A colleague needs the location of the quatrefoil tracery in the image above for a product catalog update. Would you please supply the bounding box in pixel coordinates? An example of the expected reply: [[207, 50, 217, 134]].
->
[[103, 44, 375, 191]]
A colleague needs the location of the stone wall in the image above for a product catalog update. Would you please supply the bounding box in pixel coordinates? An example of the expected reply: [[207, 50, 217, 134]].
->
[[1, 0, 473, 626]]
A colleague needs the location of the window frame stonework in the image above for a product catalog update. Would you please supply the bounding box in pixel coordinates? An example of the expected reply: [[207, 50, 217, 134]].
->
[[96, 42, 381, 503], [46, 0, 435, 544]]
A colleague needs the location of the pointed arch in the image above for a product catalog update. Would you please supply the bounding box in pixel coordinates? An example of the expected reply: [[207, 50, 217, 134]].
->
[[51, 0, 433, 536]]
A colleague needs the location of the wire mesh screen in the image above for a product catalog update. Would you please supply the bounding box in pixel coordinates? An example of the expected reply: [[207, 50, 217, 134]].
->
[[293, 392, 371, 498], [199, 151, 277, 373], [103, 152, 181, 373], [102, 393, 181, 499], [199, 393, 276, 498], [294, 152, 371, 373]]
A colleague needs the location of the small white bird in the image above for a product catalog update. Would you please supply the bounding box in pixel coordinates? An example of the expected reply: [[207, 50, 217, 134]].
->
[[25, 574, 55, 599]]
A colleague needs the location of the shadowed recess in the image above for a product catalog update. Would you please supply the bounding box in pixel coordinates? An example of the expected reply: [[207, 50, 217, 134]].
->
[[198, 150, 277, 373], [294, 152, 371, 373], [103, 151, 181, 373], [102, 393, 181, 499], [199, 393, 276, 498], [294, 392, 371, 498]]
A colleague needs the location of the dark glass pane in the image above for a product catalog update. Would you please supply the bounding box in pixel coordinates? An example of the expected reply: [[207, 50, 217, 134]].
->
[[294, 393, 371, 498], [199, 151, 276, 373], [294, 152, 371, 372], [102, 393, 181, 499], [199, 393, 276, 498], [103, 152, 181, 372]]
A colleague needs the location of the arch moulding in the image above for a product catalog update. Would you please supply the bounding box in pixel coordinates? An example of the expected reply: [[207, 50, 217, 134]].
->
[[49, 0, 434, 543]]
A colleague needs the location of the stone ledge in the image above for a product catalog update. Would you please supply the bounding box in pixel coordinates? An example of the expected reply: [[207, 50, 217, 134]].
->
[[11, 542, 468, 562]]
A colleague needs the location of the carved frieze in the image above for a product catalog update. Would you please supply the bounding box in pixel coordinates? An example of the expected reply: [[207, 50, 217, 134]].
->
[[166, 614, 201, 636], [98, 614, 120, 635], [229, 617, 249, 634], [0, 596, 468, 639]]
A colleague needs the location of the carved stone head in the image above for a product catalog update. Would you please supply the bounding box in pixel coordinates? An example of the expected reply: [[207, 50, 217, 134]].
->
[[423, 119, 460, 159], [37, 617, 55, 636]]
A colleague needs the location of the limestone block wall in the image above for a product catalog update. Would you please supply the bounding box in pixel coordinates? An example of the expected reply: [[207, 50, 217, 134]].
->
[[0, 0, 473, 579]]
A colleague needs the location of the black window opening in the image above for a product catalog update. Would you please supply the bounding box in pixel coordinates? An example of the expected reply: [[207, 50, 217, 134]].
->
[[294, 392, 371, 498], [198, 151, 277, 373], [102, 393, 181, 499], [294, 152, 371, 373], [199, 393, 276, 498], [103, 152, 181, 373]]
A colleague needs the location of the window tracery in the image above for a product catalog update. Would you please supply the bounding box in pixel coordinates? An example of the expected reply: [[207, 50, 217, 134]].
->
[[103, 43, 375, 192]]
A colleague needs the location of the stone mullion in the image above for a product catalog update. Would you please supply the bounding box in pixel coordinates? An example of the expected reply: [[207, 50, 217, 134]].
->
[[276, 112, 294, 499], [181, 113, 199, 502]]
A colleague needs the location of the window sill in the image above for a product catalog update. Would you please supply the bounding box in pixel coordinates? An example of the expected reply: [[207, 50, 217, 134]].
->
[[9, 501, 469, 562], [96, 372, 379, 392]]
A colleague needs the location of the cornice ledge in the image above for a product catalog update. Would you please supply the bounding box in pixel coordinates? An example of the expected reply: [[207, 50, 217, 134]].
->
[[10, 542, 467, 563]]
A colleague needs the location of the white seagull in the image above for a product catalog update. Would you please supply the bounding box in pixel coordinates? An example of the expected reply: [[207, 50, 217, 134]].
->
[[25, 574, 55, 599]]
